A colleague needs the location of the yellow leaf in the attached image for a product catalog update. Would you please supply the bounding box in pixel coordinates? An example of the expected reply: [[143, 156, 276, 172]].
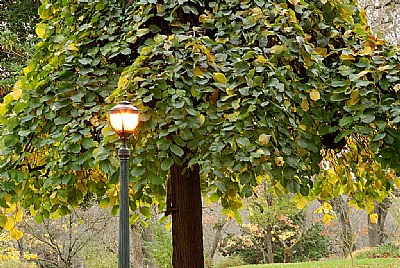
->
[[394, 84, 400, 92], [10, 228, 23, 240], [15, 209, 23, 223], [275, 157, 284, 167], [323, 213, 334, 224], [193, 66, 204, 77], [4, 217, 15, 232], [213, 72, 227, 85], [378, 65, 390, 72], [366, 201, 374, 214], [309, 89, 320, 101], [3, 193, 12, 203], [315, 47, 327, 57], [340, 54, 355, 61], [370, 213, 378, 224], [358, 70, 370, 78], [298, 124, 307, 131], [258, 134, 271, 146], [0, 103, 7, 117], [35, 24, 47, 39], [270, 45, 286, 54], [199, 114, 205, 126], [294, 194, 308, 209], [12, 88, 22, 101], [66, 43, 79, 51], [347, 89, 360, 106], [343, 30, 352, 38], [156, 3, 164, 13], [394, 177, 400, 188], [255, 55, 266, 64], [106, 188, 117, 199], [359, 46, 373, 56], [118, 77, 129, 89], [300, 99, 309, 111], [23, 63, 35, 75], [323, 201, 332, 211]]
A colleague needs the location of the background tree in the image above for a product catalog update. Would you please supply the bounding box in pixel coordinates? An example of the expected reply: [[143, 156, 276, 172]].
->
[[220, 193, 329, 264], [358, 0, 400, 44], [2, 0, 400, 267], [0, 0, 39, 99]]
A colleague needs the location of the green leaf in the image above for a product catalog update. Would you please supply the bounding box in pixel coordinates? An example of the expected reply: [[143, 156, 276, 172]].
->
[[170, 144, 184, 157], [334, 130, 352, 143], [360, 114, 375, 124], [210, 193, 220, 202], [140, 206, 152, 218], [131, 166, 145, 177], [372, 133, 386, 141], [215, 181, 227, 192], [161, 158, 174, 171], [339, 117, 354, 127], [78, 58, 92, 65], [157, 140, 171, 151]]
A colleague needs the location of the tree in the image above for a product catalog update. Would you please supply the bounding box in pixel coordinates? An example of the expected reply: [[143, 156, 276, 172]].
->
[[358, 0, 400, 44], [0, 0, 39, 99], [2, 0, 400, 267]]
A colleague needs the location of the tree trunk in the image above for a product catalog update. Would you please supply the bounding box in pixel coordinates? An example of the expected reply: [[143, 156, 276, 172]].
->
[[368, 198, 391, 247], [265, 225, 274, 263], [330, 197, 355, 256], [283, 248, 293, 263], [208, 219, 227, 262], [170, 162, 204, 268], [265, 193, 274, 264]]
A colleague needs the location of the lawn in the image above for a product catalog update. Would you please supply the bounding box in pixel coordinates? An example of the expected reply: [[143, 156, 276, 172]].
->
[[235, 258, 400, 268]]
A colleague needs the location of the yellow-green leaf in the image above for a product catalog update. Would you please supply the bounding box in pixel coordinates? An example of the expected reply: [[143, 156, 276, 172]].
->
[[370, 213, 378, 224], [294, 194, 308, 209], [258, 134, 271, 146], [275, 157, 284, 167], [4, 217, 15, 232], [194, 66, 204, 77], [323, 213, 334, 224], [270, 45, 286, 54], [300, 99, 309, 111], [0, 103, 7, 117], [213, 72, 227, 85], [10, 228, 23, 240], [66, 43, 79, 51], [309, 89, 320, 101], [35, 23, 48, 39], [347, 89, 360, 106], [15, 209, 23, 223]]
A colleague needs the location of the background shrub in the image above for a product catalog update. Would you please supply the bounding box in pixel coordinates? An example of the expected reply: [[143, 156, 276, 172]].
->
[[354, 243, 400, 259]]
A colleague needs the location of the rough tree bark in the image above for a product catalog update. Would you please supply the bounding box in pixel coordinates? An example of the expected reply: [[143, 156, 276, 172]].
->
[[265, 225, 274, 264], [208, 219, 227, 262], [368, 198, 391, 247], [265, 193, 274, 264], [330, 197, 355, 256], [170, 162, 204, 268]]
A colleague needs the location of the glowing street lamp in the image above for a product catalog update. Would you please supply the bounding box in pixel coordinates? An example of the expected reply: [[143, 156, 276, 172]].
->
[[108, 97, 140, 268]]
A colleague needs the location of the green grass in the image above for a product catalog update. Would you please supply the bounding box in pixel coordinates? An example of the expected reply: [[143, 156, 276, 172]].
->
[[234, 258, 400, 268]]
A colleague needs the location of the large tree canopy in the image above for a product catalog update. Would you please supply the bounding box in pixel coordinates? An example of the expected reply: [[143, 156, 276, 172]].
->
[[1, 0, 400, 231]]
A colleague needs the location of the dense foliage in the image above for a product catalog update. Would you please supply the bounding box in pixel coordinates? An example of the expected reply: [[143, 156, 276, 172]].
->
[[0, 0, 39, 100], [1, 0, 400, 234]]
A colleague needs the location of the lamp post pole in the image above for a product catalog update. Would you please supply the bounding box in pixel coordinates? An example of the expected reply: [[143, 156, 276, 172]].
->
[[118, 137, 130, 268], [107, 97, 140, 268]]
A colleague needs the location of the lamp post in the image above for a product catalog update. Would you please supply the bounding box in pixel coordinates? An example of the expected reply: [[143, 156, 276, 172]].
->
[[108, 97, 140, 268]]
